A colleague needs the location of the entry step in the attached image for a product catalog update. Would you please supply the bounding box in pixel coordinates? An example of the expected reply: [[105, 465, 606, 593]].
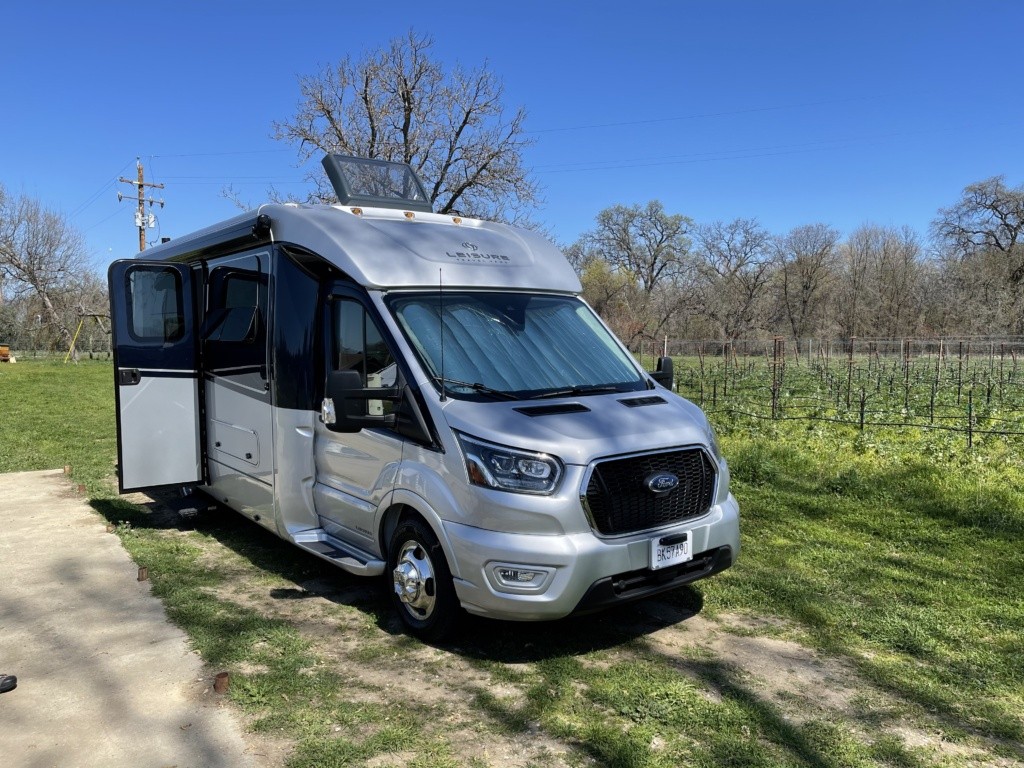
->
[[293, 529, 385, 576]]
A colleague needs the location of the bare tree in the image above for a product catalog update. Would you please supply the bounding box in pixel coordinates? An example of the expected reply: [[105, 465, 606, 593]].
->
[[932, 176, 1024, 281], [571, 201, 697, 347], [931, 176, 1024, 333], [581, 202, 694, 294], [837, 225, 924, 339], [774, 224, 841, 347], [272, 30, 539, 223], [835, 229, 872, 339], [0, 184, 96, 355], [872, 225, 923, 338], [694, 219, 773, 340]]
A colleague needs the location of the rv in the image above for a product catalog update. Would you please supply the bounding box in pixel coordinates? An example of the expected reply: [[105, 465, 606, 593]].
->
[[108, 155, 740, 640]]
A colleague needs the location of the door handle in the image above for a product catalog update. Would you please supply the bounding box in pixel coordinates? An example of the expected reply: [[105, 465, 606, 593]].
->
[[118, 368, 141, 386]]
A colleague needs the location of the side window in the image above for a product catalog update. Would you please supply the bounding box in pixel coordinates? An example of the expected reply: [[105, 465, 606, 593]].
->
[[203, 258, 268, 380], [332, 298, 398, 415], [126, 266, 184, 343], [205, 273, 262, 343]]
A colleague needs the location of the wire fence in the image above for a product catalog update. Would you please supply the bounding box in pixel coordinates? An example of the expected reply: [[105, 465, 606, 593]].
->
[[651, 337, 1024, 448], [5, 328, 1024, 449], [1, 317, 112, 361]]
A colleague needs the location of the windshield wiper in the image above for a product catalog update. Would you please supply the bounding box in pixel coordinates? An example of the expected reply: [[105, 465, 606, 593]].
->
[[529, 385, 621, 400], [432, 376, 518, 401]]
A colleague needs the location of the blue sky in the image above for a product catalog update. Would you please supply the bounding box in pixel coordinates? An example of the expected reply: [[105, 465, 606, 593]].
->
[[2, 1, 1021, 271]]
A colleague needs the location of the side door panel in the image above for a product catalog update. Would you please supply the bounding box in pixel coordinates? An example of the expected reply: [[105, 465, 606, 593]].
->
[[314, 290, 404, 555], [200, 251, 276, 531], [108, 260, 202, 492]]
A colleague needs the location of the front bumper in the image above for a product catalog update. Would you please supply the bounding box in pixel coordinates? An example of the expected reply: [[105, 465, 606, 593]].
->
[[443, 493, 740, 621]]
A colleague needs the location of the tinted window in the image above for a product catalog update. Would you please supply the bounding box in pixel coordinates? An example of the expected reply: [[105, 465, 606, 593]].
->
[[203, 257, 268, 381], [332, 298, 397, 415], [126, 266, 184, 343]]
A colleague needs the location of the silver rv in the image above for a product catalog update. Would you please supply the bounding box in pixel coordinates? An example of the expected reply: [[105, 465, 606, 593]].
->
[[109, 155, 740, 639]]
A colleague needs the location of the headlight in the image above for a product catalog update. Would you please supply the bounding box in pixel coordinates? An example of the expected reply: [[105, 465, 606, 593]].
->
[[455, 432, 563, 495]]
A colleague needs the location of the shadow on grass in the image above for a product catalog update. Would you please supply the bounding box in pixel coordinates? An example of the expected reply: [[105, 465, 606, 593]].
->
[[729, 443, 1024, 748], [472, 640, 932, 768], [88, 491, 709, 662], [443, 586, 704, 662], [88, 481, 1024, 765], [90, 492, 379, 598]]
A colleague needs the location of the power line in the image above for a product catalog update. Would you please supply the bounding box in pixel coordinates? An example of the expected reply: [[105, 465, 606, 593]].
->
[[157, 175, 302, 181], [82, 206, 128, 234], [69, 158, 136, 219], [531, 119, 1024, 175], [149, 148, 292, 159], [526, 96, 878, 135]]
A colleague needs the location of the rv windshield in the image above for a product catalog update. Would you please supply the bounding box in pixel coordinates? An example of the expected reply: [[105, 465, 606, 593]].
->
[[388, 292, 648, 400]]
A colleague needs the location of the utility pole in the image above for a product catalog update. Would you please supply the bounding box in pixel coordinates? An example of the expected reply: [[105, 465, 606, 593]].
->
[[118, 158, 165, 252]]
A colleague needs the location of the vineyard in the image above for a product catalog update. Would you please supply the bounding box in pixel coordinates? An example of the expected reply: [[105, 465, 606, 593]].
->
[[654, 337, 1024, 449]]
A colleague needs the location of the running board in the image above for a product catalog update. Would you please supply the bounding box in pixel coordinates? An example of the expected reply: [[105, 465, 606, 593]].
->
[[292, 530, 385, 576]]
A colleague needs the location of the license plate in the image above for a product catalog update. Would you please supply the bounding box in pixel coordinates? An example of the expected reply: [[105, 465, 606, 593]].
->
[[650, 531, 692, 570]]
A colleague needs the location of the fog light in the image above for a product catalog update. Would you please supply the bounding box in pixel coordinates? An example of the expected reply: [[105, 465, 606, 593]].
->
[[489, 565, 548, 593], [497, 569, 540, 585]]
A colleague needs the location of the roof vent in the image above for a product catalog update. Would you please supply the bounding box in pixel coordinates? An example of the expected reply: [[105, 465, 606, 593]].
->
[[514, 403, 591, 417], [619, 396, 667, 408], [321, 154, 433, 213]]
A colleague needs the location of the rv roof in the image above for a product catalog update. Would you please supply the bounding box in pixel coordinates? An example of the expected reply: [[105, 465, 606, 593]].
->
[[139, 203, 582, 294]]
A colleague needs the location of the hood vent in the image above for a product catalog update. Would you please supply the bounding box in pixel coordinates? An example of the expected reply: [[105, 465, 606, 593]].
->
[[514, 403, 591, 417], [619, 396, 667, 408]]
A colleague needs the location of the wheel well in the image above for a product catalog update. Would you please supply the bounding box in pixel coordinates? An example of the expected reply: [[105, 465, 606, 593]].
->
[[379, 504, 416, 557], [379, 504, 457, 578]]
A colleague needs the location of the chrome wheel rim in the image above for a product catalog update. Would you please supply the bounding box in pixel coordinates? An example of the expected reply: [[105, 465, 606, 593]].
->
[[392, 539, 436, 620]]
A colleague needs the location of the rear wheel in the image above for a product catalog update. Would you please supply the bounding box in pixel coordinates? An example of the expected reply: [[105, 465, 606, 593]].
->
[[388, 517, 459, 641]]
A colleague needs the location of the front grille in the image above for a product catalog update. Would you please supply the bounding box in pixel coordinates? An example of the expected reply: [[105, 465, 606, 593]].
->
[[584, 448, 716, 536]]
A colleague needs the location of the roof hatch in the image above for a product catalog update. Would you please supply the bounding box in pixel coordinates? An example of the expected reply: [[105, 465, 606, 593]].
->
[[321, 154, 433, 213]]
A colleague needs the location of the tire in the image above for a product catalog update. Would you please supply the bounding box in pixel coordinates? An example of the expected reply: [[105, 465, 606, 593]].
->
[[388, 517, 459, 641]]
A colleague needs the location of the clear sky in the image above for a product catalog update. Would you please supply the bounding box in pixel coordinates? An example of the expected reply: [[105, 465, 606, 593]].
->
[[2, 1, 1021, 271]]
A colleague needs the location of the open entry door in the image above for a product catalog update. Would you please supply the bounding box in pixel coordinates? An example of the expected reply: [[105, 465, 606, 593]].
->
[[109, 260, 203, 492]]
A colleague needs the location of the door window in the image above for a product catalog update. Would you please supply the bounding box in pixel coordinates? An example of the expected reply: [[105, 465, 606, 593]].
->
[[125, 266, 184, 343], [332, 298, 398, 415]]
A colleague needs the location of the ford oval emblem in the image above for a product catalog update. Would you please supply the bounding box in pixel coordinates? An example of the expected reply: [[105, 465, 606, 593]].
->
[[645, 471, 679, 495]]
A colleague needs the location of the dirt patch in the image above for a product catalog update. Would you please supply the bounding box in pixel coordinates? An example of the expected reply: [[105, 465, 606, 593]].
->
[[214, 576, 578, 767], [668, 613, 862, 714], [639, 610, 1018, 767]]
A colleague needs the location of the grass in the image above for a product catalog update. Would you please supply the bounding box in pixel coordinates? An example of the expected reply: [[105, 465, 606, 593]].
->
[[2, 358, 1022, 767], [714, 418, 1024, 742], [0, 359, 116, 489]]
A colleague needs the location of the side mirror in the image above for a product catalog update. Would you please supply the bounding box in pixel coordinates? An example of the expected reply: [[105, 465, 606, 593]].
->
[[649, 356, 674, 389], [322, 370, 400, 433], [322, 372, 435, 445]]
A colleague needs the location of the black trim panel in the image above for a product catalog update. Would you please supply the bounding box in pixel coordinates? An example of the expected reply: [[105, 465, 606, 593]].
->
[[572, 546, 733, 615], [127, 369, 200, 379]]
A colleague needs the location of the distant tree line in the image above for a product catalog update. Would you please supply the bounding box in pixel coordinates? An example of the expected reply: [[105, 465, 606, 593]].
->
[[567, 177, 1024, 348]]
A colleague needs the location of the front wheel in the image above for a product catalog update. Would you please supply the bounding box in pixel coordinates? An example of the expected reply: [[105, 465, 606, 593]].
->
[[388, 517, 459, 641]]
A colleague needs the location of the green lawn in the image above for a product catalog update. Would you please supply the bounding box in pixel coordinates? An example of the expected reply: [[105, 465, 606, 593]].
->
[[1, 358, 1021, 767]]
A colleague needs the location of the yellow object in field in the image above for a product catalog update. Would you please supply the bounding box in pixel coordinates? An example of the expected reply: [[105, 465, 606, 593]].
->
[[0, 344, 10, 362]]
